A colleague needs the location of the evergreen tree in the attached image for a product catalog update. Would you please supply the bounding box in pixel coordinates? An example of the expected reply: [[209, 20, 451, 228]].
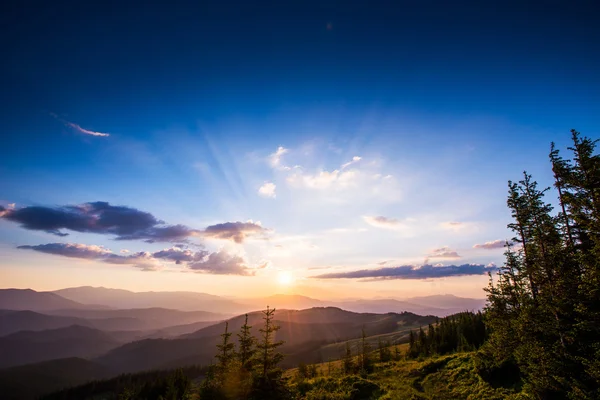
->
[[216, 322, 236, 376], [484, 131, 600, 398], [358, 327, 372, 374], [237, 314, 256, 371], [342, 341, 355, 374], [251, 306, 287, 399]]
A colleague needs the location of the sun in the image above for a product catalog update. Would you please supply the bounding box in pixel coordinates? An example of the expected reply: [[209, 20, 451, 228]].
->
[[277, 271, 295, 286]]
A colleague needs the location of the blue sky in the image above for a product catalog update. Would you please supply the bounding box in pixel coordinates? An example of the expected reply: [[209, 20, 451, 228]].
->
[[0, 0, 598, 298]]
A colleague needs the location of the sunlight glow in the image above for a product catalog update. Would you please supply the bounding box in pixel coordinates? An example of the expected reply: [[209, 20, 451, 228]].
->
[[277, 271, 295, 286]]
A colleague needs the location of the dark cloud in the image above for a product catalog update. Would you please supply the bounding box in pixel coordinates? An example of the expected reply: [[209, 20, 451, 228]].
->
[[153, 248, 209, 264], [188, 250, 251, 275], [1, 202, 199, 242], [473, 240, 506, 249], [312, 264, 497, 280], [17, 243, 159, 270], [17, 242, 252, 275], [203, 221, 267, 243]]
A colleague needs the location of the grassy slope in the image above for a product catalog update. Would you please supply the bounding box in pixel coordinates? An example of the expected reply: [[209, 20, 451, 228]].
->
[[288, 348, 527, 399]]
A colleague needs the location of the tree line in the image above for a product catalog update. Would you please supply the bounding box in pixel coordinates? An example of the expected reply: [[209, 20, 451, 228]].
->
[[407, 311, 487, 358], [482, 130, 600, 399]]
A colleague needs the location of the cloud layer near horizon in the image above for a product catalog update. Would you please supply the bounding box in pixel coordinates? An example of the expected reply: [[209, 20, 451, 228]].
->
[[312, 263, 497, 280], [17, 243, 252, 275], [1, 202, 267, 243]]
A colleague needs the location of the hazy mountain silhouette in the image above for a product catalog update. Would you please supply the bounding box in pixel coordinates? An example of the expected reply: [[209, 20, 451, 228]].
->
[[53, 286, 246, 313], [0, 357, 114, 400], [0, 310, 96, 337], [96, 307, 436, 373], [44, 307, 226, 327], [404, 294, 486, 312], [0, 325, 121, 368], [0, 289, 90, 311]]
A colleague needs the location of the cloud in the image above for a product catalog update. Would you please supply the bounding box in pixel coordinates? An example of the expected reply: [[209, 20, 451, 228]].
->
[[269, 146, 289, 169], [341, 156, 362, 169], [18, 243, 253, 275], [17, 243, 159, 270], [1, 201, 200, 242], [51, 113, 110, 137], [258, 182, 276, 198], [188, 250, 251, 275], [66, 122, 110, 137], [427, 246, 461, 259], [473, 239, 506, 250], [362, 215, 404, 230], [203, 221, 268, 243], [312, 263, 497, 280]]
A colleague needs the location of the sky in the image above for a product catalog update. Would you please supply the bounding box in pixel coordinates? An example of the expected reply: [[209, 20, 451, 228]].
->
[[0, 0, 599, 299]]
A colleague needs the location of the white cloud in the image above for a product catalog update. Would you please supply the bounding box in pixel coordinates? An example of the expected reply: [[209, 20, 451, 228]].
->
[[50, 113, 110, 137], [268, 146, 289, 169], [341, 156, 362, 169], [363, 216, 402, 230], [473, 239, 506, 249], [258, 182, 276, 198]]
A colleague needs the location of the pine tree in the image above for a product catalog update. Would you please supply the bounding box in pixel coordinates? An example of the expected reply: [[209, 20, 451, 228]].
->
[[215, 322, 235, 375], [358, 327, 372, 374], [342, 341, 354, 374], [251, 306, 287, 399], [237, 314, 256, 371], [484, 131, 600, 398]]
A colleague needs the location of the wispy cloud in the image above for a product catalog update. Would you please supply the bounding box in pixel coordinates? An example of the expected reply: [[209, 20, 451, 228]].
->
[[18, 243, 254, 275], [268, 146, 289, 169], [258, 182, 276, 198], [362, 215, 406, 230], [473, 239, 506, 250], [341, 156, 362, 169], [427, 246, 461, 259], [51, 113, 110, 137], [312, 263, 497, 280]]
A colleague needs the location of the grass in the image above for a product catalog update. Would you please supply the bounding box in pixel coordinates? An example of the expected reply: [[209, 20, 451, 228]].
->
[[287, 347, 529, 400]]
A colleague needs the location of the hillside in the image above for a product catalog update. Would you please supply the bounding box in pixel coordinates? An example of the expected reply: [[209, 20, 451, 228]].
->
[[0, 357, 114, 400], [0, 325, 121, 368], [95, 307, 436, 373], [0, 289, 89, 311]]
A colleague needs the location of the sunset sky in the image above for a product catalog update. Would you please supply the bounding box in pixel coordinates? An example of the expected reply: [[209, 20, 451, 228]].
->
[[1, 1, 599, 299]]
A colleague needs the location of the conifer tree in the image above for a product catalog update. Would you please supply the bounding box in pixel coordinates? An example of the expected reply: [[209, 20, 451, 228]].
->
[[251, 306, 287, 399], [342, 341, 354, 374], [358, 327, 372, 374], [484, 130, 600, 398], [237, 314, 256, 371], [216, 322, 235, 374]]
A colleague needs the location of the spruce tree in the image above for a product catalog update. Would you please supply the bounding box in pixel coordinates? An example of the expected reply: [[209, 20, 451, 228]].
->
[[237, 314, 256, 371]]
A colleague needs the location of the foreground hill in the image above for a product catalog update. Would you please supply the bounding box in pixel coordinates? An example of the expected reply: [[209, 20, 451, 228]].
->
[[0, 357, 114, 400], [0, 289, 89, 311], [53, 286, 245, 313], [95, 307, 436, 373], [0, 325, 121, 368]]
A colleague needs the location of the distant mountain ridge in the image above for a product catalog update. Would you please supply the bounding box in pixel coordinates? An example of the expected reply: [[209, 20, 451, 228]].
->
[[0, 325, 121, 368], [53, 286, 247, 313], [0, 289, 90, 311], [1, 287, 486, 318]]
